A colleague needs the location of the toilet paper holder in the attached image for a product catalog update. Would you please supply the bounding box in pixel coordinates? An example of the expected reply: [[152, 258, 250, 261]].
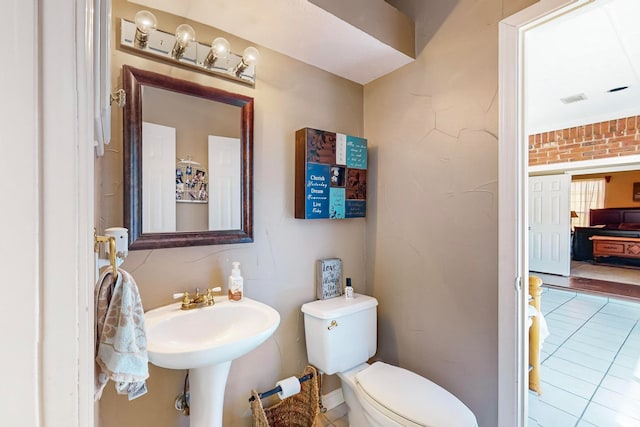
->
[[248, 372, 314, 402]]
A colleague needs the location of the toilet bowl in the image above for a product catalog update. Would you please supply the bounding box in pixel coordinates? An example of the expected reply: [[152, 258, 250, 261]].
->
[[301, 294, 478, 427], [339, 362, 478, 427]]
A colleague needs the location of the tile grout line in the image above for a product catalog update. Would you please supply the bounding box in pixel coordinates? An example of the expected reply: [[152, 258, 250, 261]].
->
[[573, 315, 640, 426], [540, 297, 616, 427], [533, 288, 640, 426], [545, 301, 621, 369], [540, 294, 607, 365], [526, 293, 603, 424], [532, 297, 610, 422]]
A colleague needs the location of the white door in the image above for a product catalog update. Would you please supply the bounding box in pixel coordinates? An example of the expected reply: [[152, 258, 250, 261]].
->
[[143, 122, 177, 233], [529, 174, 571, 275], [208, 135, 241, 230]]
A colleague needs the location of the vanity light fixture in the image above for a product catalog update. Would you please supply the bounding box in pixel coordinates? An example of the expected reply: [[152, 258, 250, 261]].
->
[[133, 10, 157, 48], [120, 12, 260, 87]]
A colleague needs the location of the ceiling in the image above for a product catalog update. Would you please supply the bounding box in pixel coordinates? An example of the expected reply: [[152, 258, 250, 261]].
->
[[128, 0, 415, 85], [526, 0, 640, 133], [129, 0, 640, 134]]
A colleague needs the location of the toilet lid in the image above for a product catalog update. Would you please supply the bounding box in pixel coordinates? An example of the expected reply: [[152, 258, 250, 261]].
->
[[355, 362, 477, 427]]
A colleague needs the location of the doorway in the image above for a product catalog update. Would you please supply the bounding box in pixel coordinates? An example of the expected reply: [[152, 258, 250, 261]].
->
[[498, 0, 640, 425], [500, 0, 640, 425]]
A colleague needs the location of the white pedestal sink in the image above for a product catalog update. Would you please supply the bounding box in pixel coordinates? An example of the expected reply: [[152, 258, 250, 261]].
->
[[144, 296, 280, 427]]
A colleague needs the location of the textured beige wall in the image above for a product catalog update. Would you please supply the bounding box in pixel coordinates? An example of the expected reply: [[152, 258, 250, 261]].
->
[[364, 0, 535, 426], [98, 1, 363, 425]]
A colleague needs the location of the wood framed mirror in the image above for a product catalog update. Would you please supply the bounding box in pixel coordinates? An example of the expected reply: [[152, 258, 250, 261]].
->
[[123, 65, 253, 249]]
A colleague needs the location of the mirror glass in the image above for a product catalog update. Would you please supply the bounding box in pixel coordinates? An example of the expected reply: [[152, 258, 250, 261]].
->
[[123, 65, 253, 249]]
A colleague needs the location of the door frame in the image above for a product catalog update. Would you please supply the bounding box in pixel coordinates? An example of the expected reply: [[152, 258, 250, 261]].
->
[[498, 0, 592, 425], [40, 0, 94, 425], [530, 155, 640, 175]]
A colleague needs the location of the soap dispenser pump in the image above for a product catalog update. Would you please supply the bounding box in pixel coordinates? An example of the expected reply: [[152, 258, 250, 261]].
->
[[228, 261, 243, 301]]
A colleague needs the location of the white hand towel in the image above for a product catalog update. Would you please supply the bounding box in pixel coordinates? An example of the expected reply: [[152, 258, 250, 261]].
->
[[95, 267, 149, 400], [527, 304, 550, 347]]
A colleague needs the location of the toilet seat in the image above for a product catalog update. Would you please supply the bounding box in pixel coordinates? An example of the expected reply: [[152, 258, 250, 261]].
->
[[355, 362, 477, 427]]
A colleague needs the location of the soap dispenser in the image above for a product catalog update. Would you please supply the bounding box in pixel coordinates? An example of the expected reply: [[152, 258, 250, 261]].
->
[[228, 261, 244, 301]]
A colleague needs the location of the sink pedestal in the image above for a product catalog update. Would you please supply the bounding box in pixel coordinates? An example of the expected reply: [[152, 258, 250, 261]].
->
[[189, 361, 231, 427]]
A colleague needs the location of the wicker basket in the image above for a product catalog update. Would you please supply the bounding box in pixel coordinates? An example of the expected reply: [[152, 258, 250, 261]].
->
[[251, 365, 320, 427]]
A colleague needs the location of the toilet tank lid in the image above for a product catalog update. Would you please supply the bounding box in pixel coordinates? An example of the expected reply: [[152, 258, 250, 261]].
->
[[301, 293, 378, 319]]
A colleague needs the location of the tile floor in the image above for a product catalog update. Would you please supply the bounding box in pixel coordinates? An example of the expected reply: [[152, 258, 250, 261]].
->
[[529, 287, 640, 426]]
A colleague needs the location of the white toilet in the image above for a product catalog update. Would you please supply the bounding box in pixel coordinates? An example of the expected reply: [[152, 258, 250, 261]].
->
[[301, 293, 478, 427]]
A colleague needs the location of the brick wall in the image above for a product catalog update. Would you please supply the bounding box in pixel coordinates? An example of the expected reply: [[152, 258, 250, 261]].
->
[[528, 115, 640, 166]]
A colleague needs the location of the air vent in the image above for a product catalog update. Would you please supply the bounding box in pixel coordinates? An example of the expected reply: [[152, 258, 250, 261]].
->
[[560, 93, 587, 104], [607, 86, 629, 93]]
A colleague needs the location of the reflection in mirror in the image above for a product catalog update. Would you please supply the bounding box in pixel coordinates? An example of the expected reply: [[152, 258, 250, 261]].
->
[[142, 87, 241, 233], [123, 65, 253, 249]]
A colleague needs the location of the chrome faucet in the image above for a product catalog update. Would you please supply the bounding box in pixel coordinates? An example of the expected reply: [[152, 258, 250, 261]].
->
[[173, 287, 222, 310]]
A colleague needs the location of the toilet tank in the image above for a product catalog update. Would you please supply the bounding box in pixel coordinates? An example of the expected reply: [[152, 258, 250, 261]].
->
[[301, 294, 378, 375]]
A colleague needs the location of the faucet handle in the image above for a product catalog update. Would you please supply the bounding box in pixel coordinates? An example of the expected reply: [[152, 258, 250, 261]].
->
[[173, 292, 190, 304], [205, 287, 222, 303]]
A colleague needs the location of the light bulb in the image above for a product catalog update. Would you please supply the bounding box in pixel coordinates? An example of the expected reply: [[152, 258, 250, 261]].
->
[[172, 24, 196, 60], [242, 46, 260, 66], [175, 24, 196, 47], [133, 10, 157, 48], [204, 37, 230, 68], [212, 37, 231, 58], [134, 10, 157, 34], [235, 46, 260, 76]]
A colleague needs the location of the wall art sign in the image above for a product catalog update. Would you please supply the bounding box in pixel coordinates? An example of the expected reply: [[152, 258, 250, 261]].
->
[[316, 258, 343, 300], [295, 127, 367, 219]]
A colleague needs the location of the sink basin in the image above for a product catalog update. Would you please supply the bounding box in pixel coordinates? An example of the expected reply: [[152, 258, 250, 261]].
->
[[144, 296, 280, 427], [145, 296, 280, 369]]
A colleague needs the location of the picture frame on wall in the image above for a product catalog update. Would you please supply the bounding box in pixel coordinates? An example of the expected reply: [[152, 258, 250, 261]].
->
[[295, 127, 368, 220], [634, 182, 640, 202], [315, 258, 343, 300]]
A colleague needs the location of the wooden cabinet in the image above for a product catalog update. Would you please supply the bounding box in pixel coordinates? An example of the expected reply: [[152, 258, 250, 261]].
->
[[295, 128, 367, 219], [591, 236, 640, 260], [573, 227, 640, 261]]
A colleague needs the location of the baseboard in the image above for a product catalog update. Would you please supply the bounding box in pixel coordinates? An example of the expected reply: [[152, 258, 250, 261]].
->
[[321, 388, 344, 411]]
